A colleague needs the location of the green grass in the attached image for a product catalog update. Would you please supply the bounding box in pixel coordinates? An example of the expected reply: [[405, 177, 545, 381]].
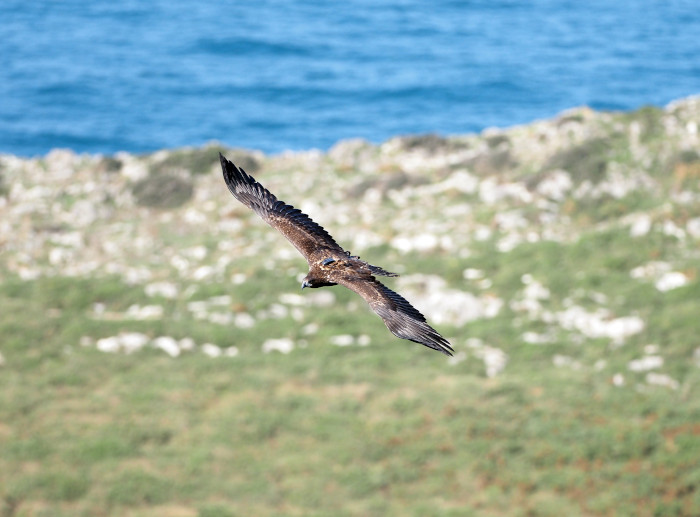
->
[[3, 105, 700, 514], [1, 251, 699, 516]]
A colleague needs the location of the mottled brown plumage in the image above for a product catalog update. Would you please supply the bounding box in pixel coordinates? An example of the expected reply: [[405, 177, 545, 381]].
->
[[220, 153, 453, 356]]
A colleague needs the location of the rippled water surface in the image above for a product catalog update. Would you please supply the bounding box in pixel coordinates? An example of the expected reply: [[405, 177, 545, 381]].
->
[[2, 0, 699, 156]]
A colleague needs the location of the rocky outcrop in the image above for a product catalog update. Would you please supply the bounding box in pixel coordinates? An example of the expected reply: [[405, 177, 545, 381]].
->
[[0, 97, 698, 377]]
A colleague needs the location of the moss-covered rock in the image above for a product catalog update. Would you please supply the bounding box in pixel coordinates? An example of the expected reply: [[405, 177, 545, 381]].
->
[[150, 145, 261, 177], [131, 173, 193, 209], [544, 137, 615, 184]]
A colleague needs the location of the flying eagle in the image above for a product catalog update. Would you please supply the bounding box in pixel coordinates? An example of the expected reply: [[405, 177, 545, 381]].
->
[[220, 153, 453, 356]]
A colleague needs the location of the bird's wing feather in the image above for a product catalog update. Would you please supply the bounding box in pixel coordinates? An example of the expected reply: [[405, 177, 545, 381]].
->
[[220, 153, 345, 262], [338, 275, 453, 356]]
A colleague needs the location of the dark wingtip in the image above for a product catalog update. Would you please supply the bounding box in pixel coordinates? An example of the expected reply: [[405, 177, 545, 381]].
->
[[219, 152, 247, 193], [438, 340, 454, 357], [426, 334, 453, 356], [219, 152, 233, 174], [422, 328, 454, 356]]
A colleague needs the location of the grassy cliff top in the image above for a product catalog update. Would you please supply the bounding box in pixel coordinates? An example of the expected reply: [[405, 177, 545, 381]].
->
[[1, 97, 699, 516]]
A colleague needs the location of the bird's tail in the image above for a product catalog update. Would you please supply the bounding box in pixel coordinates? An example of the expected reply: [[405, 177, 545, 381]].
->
[[368, 264, 399, 277]]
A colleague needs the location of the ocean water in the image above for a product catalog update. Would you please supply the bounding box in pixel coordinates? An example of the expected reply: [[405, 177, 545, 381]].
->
[[2, 0, 699, 157]]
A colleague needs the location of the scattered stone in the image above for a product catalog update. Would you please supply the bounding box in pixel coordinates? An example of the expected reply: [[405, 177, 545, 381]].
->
[[612, 373, 625, 387], [145, 281, 179, 299], [645, 372, 679, 390], [628, 356, 663, 372], [330, 334, 354, 347], [201, 343, 222, 358], [153, 336, 181, 357], [655, 271, 688, 292], [262, 338, 295, 354]]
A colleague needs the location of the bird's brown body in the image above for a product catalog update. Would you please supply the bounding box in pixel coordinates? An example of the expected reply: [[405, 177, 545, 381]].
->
[[220, 153, 453, 356]]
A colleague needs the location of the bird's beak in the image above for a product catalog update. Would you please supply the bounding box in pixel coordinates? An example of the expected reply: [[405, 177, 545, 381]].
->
[[301, 280, 309, 290]]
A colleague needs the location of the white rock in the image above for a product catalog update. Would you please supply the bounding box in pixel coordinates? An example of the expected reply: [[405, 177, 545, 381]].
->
[[208, 312, 233, 325], [628, 356, 663, 372], [201, 343, 222, 357], [523, 279, 550, 300], [153, 336, 181, 357], [96, 336, 120, 353], [119, 332, 149, 354], [537, 170, 572, 200], [522, 331, 553, 344], [234, 313, 256, 329], [123, 267, 152, 284], [662, 220, 685, 240], [267, 303, 288, 319], [551, 306, 644, 345], [224, 346, 239, 357], [178, 337, 196, 351], [655, 271, 687, 292], [630, 261, 671, 280], [145, 281, 178, 299], [279, 293, 306, 306], [644, 344, 659, 355], [397, 274, 503, 326], [182, 246, 207, 260], [125, 304, 163, 320], [473, 226, 492, 241], [687, 217, 700, 238], [330, 334, 354, 347], [352, 230, 384, 251], [391, 233, 439, 253], [553, 354, 582, 370], [357, 334, 371, 346], [69, 200, 99, 227], [49, 247, 72, 266], [170, 255, 189, 273], [183, 209, 206, 225], [645, 372, 679, 390], [17, 267, 41, 280], [413, 233, 439, 252], [629, 214, 652, 237], [232, 273, 247, 284], [497, 232, 523, 252], [49, 231, 83, 248], [302, 323, 319, 335], [479, 346, 508, 378], [192, 265, 214, 280], [121, 160, 148, 181], [494, 210, 528, 231], [420, 170, 479, 195], [307, 291, 336, 307], [262, 338, 294, 354]]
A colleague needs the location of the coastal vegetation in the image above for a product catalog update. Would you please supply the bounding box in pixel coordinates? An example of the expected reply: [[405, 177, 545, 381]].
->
[[1, 98, 699, 516]]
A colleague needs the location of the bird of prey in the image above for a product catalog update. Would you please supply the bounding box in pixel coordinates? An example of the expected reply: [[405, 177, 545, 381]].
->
[[219, 153, 453, 356]]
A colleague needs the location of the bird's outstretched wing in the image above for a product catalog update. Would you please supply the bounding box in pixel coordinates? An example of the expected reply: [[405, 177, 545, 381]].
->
[[338, 275, 453, 356], [220, 153, 345, 262]]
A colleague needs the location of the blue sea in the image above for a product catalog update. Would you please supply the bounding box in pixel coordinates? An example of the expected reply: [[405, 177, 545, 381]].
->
[[2, 0, 699, 157]]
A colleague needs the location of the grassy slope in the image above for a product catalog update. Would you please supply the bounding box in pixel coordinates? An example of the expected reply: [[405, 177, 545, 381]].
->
[[1, 101, 700, 516]]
